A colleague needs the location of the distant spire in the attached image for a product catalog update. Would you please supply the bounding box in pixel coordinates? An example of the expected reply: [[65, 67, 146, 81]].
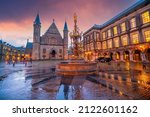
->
[[34, 13, 41, 25], [64, 20, 68, 31], [53, 19, 55, 23]]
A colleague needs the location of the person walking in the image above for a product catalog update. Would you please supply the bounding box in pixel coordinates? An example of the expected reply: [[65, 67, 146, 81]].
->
[[12, 60, 15, 67], [143, 64, 146, 70], [25, 59, 27, 67]]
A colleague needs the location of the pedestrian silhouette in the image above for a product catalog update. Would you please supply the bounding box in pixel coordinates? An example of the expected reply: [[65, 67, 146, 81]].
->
[[143, 64, 146, 70], [13, 60, 15, 67]]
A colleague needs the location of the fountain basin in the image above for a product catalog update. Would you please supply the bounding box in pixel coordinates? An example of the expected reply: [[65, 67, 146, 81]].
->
[[56, 62, 97, 75]]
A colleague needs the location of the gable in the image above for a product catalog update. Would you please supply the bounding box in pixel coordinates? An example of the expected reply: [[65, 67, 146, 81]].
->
[[41, 22, 63, 45]]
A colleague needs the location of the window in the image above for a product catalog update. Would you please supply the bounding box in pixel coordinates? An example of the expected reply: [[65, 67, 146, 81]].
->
[[144, 30, 150, 42], [102, 32, 106, 40], [142, 11, 150, 24], [87, 36, 90, 43], [43, 48, 46, 53], [96, 33, 99, 41], [107, 29, 111, 38], [132, 34, 139, 44], [130, 18, 136, 29], [97, 42, 101, 49], [90, 34, 93, 41], [87, 44, 89, 51], [88, 44, 90, 51], [94, 32, 96, 41], [121, 36, 128, 46], [108, 39, 112, 48], [102, 41, 107, 49], [113, 26, 118, 35], [121, 22, 126, 32], [85, 45, 88, 51], [51, 38, 57, 44], [90, 43, 94, 50], [114, 38, 119, 47], [59, 49, 62, 54]]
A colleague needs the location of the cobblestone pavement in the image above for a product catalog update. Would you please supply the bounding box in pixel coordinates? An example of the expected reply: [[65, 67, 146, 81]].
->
[[0, 60, 150, 100]]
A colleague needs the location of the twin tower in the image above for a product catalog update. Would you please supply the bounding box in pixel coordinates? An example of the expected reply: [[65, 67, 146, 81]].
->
[[32, 14, 68, 60]]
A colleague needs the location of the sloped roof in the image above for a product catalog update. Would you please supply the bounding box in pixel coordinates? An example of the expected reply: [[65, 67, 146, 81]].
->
[[84, 0, 150, 35], [64, 21, 68, 31], [44, 21, 62, 36], [26, 42, 33, 49], [83, 24, 101, 35], [41, 21, 63, 44], [34, 14, 41, 25], [16, 47, 25, 51], [101, 0, 149, 28]]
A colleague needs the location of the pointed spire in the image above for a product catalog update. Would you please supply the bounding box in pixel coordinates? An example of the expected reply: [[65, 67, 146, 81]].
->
[[34, 13, 41, 25], [64, 20, 68, 31]]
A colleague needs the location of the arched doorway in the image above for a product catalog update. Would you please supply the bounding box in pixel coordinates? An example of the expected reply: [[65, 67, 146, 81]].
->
[[50, 50, 56, 59], [145, 48, 150, 61], [123, 51, 130, 61], [116, 52, 120, 60], [133, 50, 141, 61], [110, 52, 113, 60]]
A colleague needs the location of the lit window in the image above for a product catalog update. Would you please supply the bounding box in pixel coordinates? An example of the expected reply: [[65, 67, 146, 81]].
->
[[87, 44, 89, 51], [96, 33, 99, 41], [132, 34, 139, 44], [130, 18, 136, 28], [108, 29, 111, 38], [102, 32, 106, 39], [113, 26, 118, 35], [142, 11, 150, 24], [121, 22, 126, 32], [97, 42, 101, 49], [121, 36, 128, 46], [108, 39, 112, 48], [102, 41, 107, 49], [94, 32, 96, 41], [116, 52, 120, 60], [90, 43, 94, 50], [144, 30, 150, 42], [114, 38, 119, 47]]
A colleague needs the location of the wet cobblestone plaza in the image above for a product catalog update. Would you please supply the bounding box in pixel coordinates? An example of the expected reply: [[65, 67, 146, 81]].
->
[[0, 61, 150, 100]]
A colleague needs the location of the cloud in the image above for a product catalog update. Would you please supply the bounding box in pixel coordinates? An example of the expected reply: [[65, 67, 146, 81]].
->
[[0, 0, 139, 46]]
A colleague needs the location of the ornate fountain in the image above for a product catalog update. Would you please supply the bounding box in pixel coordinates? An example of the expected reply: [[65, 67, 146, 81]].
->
[[56, 13, 97, 75]]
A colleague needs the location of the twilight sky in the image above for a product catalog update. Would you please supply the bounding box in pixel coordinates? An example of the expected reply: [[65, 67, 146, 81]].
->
[[0, 0, 140, 47]]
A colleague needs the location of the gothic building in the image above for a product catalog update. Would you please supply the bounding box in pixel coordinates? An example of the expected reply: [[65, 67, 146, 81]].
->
[[32, 14, 68, 60]]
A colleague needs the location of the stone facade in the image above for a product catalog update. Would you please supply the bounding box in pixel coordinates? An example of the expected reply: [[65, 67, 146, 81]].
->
[[32, 14, 68, 60], [83, 0, 150, 62]]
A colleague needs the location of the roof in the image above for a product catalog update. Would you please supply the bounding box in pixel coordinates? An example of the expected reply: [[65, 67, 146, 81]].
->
[[64, 21, 68, 31], [41, 20, 63, 44], [16, 47, 25, 51], [34, 14, 41, 25], [26, 42, 33, 49], [83, 24, 101, 35], [83, 0, 150, 35], [102, 0, 149, 28], [45, 21, 62, 35]]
